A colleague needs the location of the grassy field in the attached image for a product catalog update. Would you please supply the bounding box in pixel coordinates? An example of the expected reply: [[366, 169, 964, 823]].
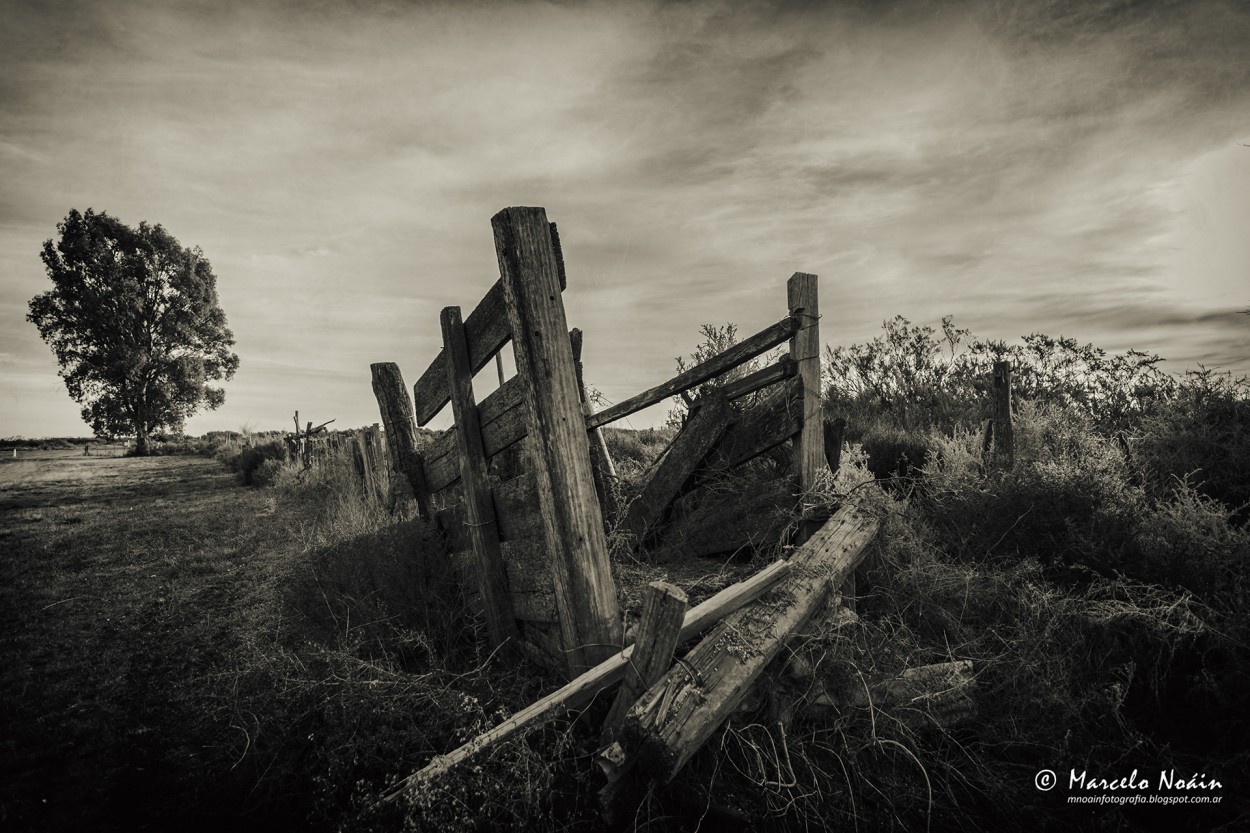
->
[[0, 450, 301, 830], [3, 394, 1248, 832]]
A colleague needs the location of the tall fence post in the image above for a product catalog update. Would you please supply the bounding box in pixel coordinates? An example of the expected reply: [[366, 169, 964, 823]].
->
[[993, 360, 1014, 470], [442, 306, 520, 651], [570, 328, 619, 521], [788, 272, 823, 544], [493, 206, 622, 676], [370, 362, 432, 519]]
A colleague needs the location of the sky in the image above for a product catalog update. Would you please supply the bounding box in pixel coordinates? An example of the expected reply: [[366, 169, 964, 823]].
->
[[2, 0, 1248, 438]]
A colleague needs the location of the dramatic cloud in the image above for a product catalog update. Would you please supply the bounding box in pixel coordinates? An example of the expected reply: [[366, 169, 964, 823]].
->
[[2, 0, 1247, 436]]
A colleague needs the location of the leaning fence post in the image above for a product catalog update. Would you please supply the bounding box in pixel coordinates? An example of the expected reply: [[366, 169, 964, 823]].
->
[[788, 272, 823, 544], [442, 306, 520, 651], [494, 206, 622, 676], [993, 361, 1014, 469], [570, 328, 619, 520], [370, 362, 432, 519]]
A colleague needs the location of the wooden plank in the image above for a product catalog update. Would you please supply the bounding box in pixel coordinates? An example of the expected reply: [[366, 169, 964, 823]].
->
[[436, 470, 545, 549], [373, 558, 792, 806], [616, 393, 734, 550], [371, 370, 425, 505], [621, 503, 880, 782], [710, 379, 802, 469], [585, 315, 801, 430], [423, 433, 459, 496], [411, 226, 568, 427], [495, 206, 620, 676], [450, 541, 555, 622], [421, 375, 528, 495], [601, 582, 687, 742], [442, 305, 518, 650], [689, 356, 796, 415], [788, 273, 823, 544]]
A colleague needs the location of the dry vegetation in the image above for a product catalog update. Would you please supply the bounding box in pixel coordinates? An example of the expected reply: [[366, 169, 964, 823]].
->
[[2, 319, 1248, 832]]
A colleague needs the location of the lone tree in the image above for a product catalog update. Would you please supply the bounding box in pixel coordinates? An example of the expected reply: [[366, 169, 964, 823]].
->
[[28, 209, 240, 455]]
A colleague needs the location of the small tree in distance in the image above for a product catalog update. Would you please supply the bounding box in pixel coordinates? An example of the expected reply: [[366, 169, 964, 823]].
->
[[28, 208, 240, 455]]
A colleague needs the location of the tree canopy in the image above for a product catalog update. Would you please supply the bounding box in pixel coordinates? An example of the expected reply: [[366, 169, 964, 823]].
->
[[28, 208, 240, 454]]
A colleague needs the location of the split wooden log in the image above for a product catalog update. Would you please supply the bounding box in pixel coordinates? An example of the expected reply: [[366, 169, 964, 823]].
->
[[616, 393, 734, 551], [585, 315, 800, 430], [620, 503, 880, 783], [375, 559, 792, 807]]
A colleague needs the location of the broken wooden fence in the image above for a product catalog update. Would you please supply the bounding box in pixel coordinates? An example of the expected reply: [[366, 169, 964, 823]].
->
[[368, 206, 842, 681], [359, 207, 983, 822]]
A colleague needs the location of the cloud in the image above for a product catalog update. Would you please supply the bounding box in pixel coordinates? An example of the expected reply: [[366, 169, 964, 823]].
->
[[1, 0, 1248, 436]]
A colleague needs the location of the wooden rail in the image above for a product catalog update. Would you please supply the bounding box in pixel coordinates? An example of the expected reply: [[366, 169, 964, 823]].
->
[[585, 315, 800, 430]]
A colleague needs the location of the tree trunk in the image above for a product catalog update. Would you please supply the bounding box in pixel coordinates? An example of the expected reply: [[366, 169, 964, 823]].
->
[[134, 424, 150, 456]]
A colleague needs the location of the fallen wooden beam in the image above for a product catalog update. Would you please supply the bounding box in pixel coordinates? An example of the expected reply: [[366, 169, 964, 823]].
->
[[708, 378, 802, 469], [585, 315, 800, 430], [615, 393, 734, 550], [620, 502, 880, 782], [375, 558, 792, 806]]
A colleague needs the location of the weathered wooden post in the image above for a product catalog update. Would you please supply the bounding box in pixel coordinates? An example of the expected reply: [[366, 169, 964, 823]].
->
[[601, 581, 687, 741], [370, 362, 432, 519], [789, 272, 823, 544], [570, 328, 620, 520], [493, 206, 622, 676], [993, 360, 1014, 469], [823, 416, 846, 478], [442, 306, 520, 651]]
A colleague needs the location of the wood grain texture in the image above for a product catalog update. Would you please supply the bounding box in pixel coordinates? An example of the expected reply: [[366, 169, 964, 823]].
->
[[601, 582, 687, 741], [788, 273, 823, 544], [411, 226, 568, 426], [621, 503, 880, 782], [375, 559, 791, 805], [442, 306, 518, 650], [616, 393, 734, 550], [494, 206, 621, 676], [709, 379, 802, 469]]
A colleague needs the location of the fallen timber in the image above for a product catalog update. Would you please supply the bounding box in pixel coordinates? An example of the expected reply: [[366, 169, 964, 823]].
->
[[375, 558, 792, 807], [621, 502, 881, 782]]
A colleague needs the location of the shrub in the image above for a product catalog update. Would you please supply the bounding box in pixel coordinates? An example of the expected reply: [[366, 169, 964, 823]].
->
[[1134, 368, 1250, 520], [222, 440, 290, 486]]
